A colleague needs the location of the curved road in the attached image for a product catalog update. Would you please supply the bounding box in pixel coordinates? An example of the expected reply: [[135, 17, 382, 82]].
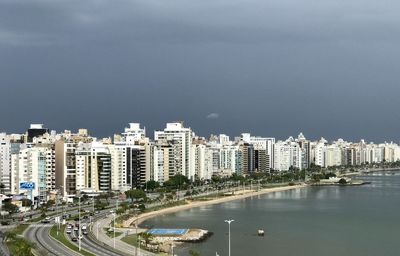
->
[[24, 223, 80, 256], [65, 221, 122, 256], [24, 207, 154, 256]]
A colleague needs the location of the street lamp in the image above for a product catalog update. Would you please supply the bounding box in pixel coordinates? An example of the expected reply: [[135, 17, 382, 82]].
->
[[134, 205, 139, 256], [138, 234, 141, 256], [113, 212, 116, 248], [56, 190, 61, 236], [77, 193, 82, 251], [170, 242, 175, 256], [96, 222, 100, 240], [224, 219, 234, 256]]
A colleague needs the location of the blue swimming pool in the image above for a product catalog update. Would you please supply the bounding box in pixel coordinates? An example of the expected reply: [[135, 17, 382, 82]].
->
[[147, 228, 188, 236]]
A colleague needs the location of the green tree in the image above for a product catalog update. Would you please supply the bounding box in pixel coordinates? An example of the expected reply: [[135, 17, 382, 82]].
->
[[338, 178, 347, 185], [6, 231, 35, 256], [164, 174, 190, 189], [145, 180, 160, 191], [98, 192, 114, 205], [3, 202, 18, 214], [21, 199, 32, 207], [140, 232, 153, 247], [95, 200, 107, 210], [5, 230, 17, 241], [13, 238, 34, 256], [120, 201, 129, 211], [125, 189, 146, 203], [211, 175, 221, 183], [46, 199, 55, 207], [138, 203, 146, 212], [116, 208, 125, 215]]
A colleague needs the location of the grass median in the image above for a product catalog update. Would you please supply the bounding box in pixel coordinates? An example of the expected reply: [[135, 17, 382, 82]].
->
[[121, 233, 139, 247], [49, 225, 95, 256], [103, 227, 123, 238]]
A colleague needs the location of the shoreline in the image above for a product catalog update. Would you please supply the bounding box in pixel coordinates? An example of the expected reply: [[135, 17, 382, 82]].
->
[[123, 184, 308, 228]]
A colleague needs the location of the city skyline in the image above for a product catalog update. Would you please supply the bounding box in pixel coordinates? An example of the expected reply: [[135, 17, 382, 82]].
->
[[2, 121, 400, 203], [2, 121, 400, 144]]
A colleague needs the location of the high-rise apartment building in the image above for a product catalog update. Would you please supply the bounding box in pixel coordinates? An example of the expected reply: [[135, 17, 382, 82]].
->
[[155, 122, 194, 179]]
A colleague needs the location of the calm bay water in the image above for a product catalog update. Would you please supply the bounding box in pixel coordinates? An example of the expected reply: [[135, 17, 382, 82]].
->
[[142, 174, 400, 256]]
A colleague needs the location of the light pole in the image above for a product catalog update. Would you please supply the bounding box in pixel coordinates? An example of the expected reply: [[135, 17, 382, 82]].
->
[[224, 219, 234, 256], [96, 222, 100, 240], [113, 213, 116, 248], [56, 190, 59, 235], [135, 206, 138, 256], [170, 242, 175, 256], [138, 234, 141, 256], [78, 194, 82, 251]]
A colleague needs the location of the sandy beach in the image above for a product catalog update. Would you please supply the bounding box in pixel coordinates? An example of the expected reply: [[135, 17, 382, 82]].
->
[[123, 184, 308, 228]]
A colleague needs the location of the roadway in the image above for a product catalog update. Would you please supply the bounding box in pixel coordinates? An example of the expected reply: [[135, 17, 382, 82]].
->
[[65, 213, 124, 256], [23, 206, 94, 256], [24, 222, 80, 256]]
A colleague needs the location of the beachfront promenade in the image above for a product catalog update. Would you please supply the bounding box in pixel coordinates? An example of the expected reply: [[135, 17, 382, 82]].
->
[[124, 183, 308, 227]]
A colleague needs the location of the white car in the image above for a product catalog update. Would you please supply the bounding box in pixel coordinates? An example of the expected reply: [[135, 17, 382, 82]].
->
[[66, 229, 72, 234]]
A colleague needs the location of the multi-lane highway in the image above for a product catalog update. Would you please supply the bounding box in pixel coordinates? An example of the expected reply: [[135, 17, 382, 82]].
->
[[22, 200, 170, 256], [24, 222, 80, 256], [23, 206, 96, 256], [65, 213, 125, 256]]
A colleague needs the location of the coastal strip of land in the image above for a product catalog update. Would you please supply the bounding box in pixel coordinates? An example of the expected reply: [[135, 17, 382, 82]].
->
[[123, 184, 307, 228]]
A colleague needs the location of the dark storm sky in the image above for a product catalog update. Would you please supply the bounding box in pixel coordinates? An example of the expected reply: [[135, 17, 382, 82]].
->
[[1, 0, 400, 142]]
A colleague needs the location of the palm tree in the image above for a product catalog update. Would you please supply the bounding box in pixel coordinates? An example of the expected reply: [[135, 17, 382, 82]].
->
[[140, 232, 153, 247], [5, 230, 17, 241], [13, 238, 35, 256]]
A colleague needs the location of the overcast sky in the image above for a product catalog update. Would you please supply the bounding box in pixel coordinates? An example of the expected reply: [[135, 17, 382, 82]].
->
[[1, 0, 400, 142]]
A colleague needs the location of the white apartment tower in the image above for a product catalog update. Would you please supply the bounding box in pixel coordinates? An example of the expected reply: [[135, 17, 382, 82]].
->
[[11, 147, 48, 204], [0, 134, 11, 193], [273, 137, 302, 171], [154, 122, 194, 179], [75, 142, 112, 192]]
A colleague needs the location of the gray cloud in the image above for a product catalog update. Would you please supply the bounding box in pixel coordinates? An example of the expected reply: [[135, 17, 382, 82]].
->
[[1, 0, 400, 142], [206, 113, 220, 120]]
